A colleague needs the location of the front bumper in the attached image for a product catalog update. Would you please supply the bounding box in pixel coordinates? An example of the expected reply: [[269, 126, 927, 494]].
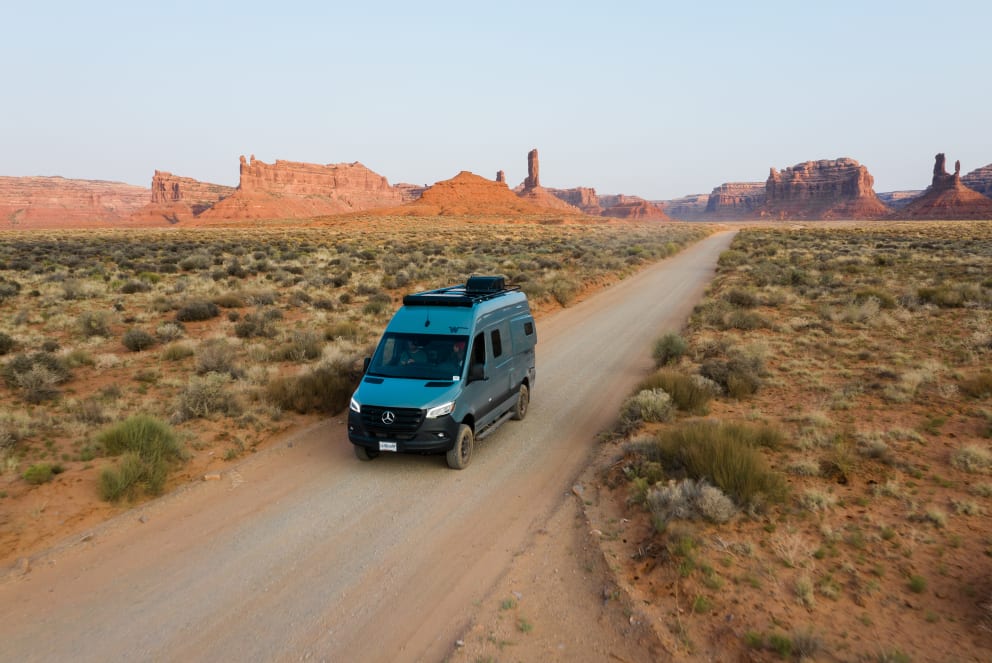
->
[[347, 409, 460, 454]]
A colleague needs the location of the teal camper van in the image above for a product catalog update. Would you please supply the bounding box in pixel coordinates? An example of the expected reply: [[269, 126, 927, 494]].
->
[[348, 276, 536, 469]]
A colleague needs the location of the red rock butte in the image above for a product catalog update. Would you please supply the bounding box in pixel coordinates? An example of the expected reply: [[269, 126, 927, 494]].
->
[[366, 171, 574, 217], [0, 176, 148, 228], [894, 153, 992, 220]]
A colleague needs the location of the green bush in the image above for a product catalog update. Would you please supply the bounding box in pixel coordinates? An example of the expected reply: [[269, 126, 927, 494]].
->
[[122, 328, 156, 352], [636, 421, 786, 508], [78, 310, 110, 337], [700, 349, 765, 399], [175, 300, 220, 322], [96, 415, 183, 500], [175, 373, 241, 421], [23, 462, 63, 485], [0, 331, 15, 355], [637, 370, 716, 414], [652, 332, 687, 367], [265, 359, 359, 414]]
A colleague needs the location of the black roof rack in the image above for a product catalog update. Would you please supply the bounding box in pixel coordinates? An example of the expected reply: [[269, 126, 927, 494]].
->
[[402, 275, 520, 308]]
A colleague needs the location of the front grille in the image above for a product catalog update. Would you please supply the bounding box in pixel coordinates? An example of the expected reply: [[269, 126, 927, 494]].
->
[[360, 406, 424, 437]]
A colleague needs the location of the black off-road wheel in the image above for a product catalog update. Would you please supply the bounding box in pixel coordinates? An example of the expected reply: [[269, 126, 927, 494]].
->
[[512, 383, 529, 421], [354, 445, 379, 462], [446, 424, 474, 469]]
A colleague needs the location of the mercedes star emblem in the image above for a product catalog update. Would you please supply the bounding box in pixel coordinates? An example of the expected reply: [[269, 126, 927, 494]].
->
[[381, 411, 396, 425]]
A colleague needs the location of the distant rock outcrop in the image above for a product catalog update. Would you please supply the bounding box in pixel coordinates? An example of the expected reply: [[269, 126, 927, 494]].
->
[[372, 171, 573, 217], [548, 187, 670, 220], [197, 155, 415, 220], [660, 193, 709, 220], [764, 158, 889, 219], [962, 163, 992, 198], [705, 182, 766, 219], [0, 176, 149, 228], [129, 171, 236, 224], [876, 190, 922, 211], [893, 154, 992, 220], [515, 149, 583, 212]]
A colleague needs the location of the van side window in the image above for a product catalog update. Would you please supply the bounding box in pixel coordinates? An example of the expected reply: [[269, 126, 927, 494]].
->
[[491, 330, 503, 358], [524, 321, 534, 336], [471, 333, 485, 365]]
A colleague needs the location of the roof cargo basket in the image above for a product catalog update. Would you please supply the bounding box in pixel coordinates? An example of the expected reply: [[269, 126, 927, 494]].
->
[[402, 275, 518, 307], [465, 275, 505, 293]]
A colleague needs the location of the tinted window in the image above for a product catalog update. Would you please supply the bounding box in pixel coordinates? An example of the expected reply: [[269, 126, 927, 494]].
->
[[472, 332, 485, 364], [491, 330, 503, 358], [524, 321, 534, 335]]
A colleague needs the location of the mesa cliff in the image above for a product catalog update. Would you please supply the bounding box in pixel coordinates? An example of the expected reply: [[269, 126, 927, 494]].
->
[[962, 163, 992, 199], [130, 171, 236, 224], [763, 158, 889, 219], [197, 156, 420, 221], [705, 182, 766, 219], [893, 154, 992, 220], [0, 176, 149, 228]]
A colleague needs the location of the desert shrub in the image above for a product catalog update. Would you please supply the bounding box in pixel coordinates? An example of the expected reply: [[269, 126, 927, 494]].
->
[[271, 330, 323, 362], [653, 332, 687, 367], [244, 289, 277, 306], [619, 388, 673, 433], [96, 415, 183, 500], [635, 421, 786, 508], [646, 478, 737, 530], [700, 348, 765, 399], [325, 320, 361, 342], [178, 252, 212, 271], [0, 277, 21, 302], [234, 311, 278, 338], [175, 300, 219, 322], [959, 373, 992, 399], [120, 280, 151, 294], [950, 445, 992, 473], [161, 342, 195, 361], [3, 352, 71, 402], [155, 322, 185, 341], [78, 310, 111, 337], [548, 276, 580, 307], [175, 373, 242, 421], [23, 463, 63, 485], [41, 339, 59, 352], [0, 331, 14, 355], [121, 328, 156, 352], [212, 292, 245, 308], [854, 288, 896, 309], [265, 359, 359, 414], [725, 288, 759, 308], [195, 338, 238, 376], [637, 370, 716, 414], [74, 397, 109, 424]]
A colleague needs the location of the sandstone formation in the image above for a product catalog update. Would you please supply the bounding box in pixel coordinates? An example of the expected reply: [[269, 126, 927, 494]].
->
[[660, 193, 709, 220], [197, 155, 416, 221], [0, 176, 149, 228], [548, 187, 604, 215], [597, 194, 671, 220], [514, 149, 582, 212], [763, 158, 889, 219], [893, 154, 992, 220], [130, 171, 236, 224], [372, 171, 572, 217], [876, 190, 922, 211], [705, 182, 766, 219], [496, 170, 505, 184], [962, 163, 992, 198]]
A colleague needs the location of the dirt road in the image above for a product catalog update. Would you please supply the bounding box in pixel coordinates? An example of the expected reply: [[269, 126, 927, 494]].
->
[[0, 231, 734, 662]]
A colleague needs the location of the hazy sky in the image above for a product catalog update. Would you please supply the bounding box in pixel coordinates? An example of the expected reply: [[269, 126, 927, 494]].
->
[[3, 1, 990, 199]]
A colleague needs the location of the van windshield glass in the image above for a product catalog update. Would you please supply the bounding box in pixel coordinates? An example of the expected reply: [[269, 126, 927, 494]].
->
[[367, 333, 469, 381]]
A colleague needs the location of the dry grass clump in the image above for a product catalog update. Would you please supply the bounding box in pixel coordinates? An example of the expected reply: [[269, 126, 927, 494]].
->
[[174, 373, 242, 422], [646, 478, 737, 530], [636, 369, 717, 414], [96, 415, 183, 501], [633, 421, 785, 509], [950, 444, 992, 473], [265, 358, 360, 414]]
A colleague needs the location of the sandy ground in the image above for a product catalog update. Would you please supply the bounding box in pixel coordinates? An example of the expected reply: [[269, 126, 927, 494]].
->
[[0, 232, 734, 662]]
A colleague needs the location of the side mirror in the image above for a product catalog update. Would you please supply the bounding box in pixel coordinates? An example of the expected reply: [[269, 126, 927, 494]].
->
[[363, 357, 371, 373], [468, 363, 487, 382]]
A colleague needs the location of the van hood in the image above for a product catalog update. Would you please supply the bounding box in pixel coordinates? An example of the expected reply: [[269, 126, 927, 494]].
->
[[354, 375, 461, 410]]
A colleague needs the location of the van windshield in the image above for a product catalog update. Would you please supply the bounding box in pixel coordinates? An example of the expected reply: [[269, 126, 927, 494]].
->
[[367, 333, 469, 381]]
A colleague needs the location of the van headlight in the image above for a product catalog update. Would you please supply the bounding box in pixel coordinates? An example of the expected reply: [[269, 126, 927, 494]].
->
[[349, 396, 361, 413], [425, 401, 454, 419]]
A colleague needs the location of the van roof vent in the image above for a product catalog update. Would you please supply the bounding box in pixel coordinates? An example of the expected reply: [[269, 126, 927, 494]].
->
[[403, 275, 518, 307]]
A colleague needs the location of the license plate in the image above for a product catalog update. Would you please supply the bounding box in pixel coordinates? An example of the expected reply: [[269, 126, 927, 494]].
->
[[379, 441, 398, 452]]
